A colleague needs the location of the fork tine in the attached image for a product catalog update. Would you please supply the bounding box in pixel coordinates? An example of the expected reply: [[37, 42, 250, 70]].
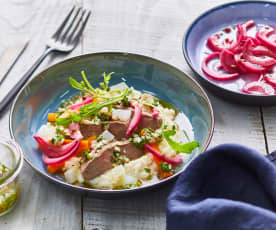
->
[[51, 5, 76, 39], [66, 9, 86, 40], [59, 7, 82, 42], [67, 10, 91, 45]]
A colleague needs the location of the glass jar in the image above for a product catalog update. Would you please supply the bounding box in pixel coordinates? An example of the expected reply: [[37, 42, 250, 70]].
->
[[0, 137, 23, 216]]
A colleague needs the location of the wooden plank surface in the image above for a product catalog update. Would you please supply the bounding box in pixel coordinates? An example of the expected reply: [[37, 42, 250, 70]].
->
[[0, 0, 273, 229], [262, 107, 276, 154]]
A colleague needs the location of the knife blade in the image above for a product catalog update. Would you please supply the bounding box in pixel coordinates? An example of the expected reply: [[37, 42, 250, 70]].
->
[[0, 40, 29, 85]]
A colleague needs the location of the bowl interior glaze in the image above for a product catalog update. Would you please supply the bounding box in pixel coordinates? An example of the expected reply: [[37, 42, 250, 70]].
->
[[10, 52, 213, 195]]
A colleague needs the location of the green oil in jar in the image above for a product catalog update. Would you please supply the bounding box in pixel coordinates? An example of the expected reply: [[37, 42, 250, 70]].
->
[[0, 139, 22, 216]]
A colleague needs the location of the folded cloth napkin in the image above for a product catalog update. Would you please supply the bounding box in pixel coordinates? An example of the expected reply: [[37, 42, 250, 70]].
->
[[166, 144, 276, 230]]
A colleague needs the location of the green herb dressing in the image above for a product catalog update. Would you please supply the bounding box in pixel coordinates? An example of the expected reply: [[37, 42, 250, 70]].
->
[[0, 143, 21, 216]]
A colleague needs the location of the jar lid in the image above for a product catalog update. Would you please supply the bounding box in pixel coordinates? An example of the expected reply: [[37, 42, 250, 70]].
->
[[0, 137, 23, 186]]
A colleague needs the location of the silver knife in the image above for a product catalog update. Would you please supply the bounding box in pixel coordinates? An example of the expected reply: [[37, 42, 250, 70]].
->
[[0, 40, 29, 85]]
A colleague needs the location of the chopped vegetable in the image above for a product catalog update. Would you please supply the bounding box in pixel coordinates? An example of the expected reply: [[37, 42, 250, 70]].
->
[[243, 38, 276, 67], [163, 130, 199, 153], [0, 181, 19, 215], [102, 130, 115, 141], [56, 88, 128, 127], [69, 71, 97, 95], [126, 103, 142, 137], [99, 72, 113, 91], [47, 162, 65, 174], [240, 60, 267, 73], [206, 23, 245, 52], [68, 95, 93, 110], [144, 143, 183, 164], [242, 81, 275, 95], [48, 113, 58, 122], [256, 26, 276, 51], [56, 112, 82, 127], [150, 143, 174, 179], [251, 45, 276, 59], [83, 150, 92, 160], [160, 162, 171, 172], [144, 168, 151, 173], [152, 108, 159, 118], [68, 123, 83, 140], [112, 109, 132, 121], [202, 52, 239, 80], [219, 49, 238, 73], [207, 34, 224, 52], [42, 140, 80, 165], [264, 74, 276, 87], [63, 139, 89, 157], [33, 135, 79, 158], [80, 88, 128, 118]]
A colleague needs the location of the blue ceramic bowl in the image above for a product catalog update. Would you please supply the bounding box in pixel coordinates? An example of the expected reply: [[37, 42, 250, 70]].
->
[[183, 1, 276, 105], [9, 52, 214, 196]]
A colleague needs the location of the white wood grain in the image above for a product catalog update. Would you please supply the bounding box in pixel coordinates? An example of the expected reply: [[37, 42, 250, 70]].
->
[[208, 95, 266, 154], [0, 1, 82, 229], [262, 107, 276, 154], [83, 185, 172, 230]]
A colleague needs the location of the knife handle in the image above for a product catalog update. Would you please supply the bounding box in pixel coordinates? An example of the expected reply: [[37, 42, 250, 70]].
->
[[0, 47, 53, 114]]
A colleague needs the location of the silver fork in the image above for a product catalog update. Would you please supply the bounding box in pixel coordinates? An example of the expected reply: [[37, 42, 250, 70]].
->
[[0, 6, 91, 113]]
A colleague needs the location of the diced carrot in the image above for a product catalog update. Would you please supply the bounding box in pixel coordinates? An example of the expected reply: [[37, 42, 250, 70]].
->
[[140, 129, 145, 135], [162, 171, 173, 178], [63, 139, 89, 157], [87, 136, 96, 147], [46, 139, 90, 174], [150, 142, 161, 152], [47, 162, 65, 174], [48, 113, 58, 122], [93, 97, 103, 103], [149, 143, 173, 179]]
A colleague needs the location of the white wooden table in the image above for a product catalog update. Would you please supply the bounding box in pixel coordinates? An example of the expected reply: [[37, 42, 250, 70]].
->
[[0, 0, 276, 229]]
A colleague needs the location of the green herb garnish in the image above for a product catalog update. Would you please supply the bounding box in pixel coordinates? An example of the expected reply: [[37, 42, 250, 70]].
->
[[99, 72, 113, 91], [69, 72, 96, 95], [56, 89, 128, 127], [163, 130, 199, 153], [144, 168, 151, 173], [83, 150, 92, 160], [131, 136, 149, 149], [80, 88, 128, 118], [160, 162, 171, 172], [96, 135, 103, 142], [153, 98, 159, 106], [123, 184, 137, 189], [69, 71, 117, 99], [56, 111, 82, 127]]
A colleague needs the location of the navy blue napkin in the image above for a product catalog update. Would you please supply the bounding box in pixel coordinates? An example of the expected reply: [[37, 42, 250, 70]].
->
[[166, 144, 276, 230]]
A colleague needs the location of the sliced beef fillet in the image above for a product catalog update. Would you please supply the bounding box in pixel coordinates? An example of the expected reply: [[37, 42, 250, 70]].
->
[[107, 121, 128, 139], [136, 112, 162, 133], [80, 123, 103, 139], [81, 145, 113, 180], [81, 140, 143, 180], [80, 110, 162, 140], [119, 140, 144, 159], [107, 111, 162, 139]]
